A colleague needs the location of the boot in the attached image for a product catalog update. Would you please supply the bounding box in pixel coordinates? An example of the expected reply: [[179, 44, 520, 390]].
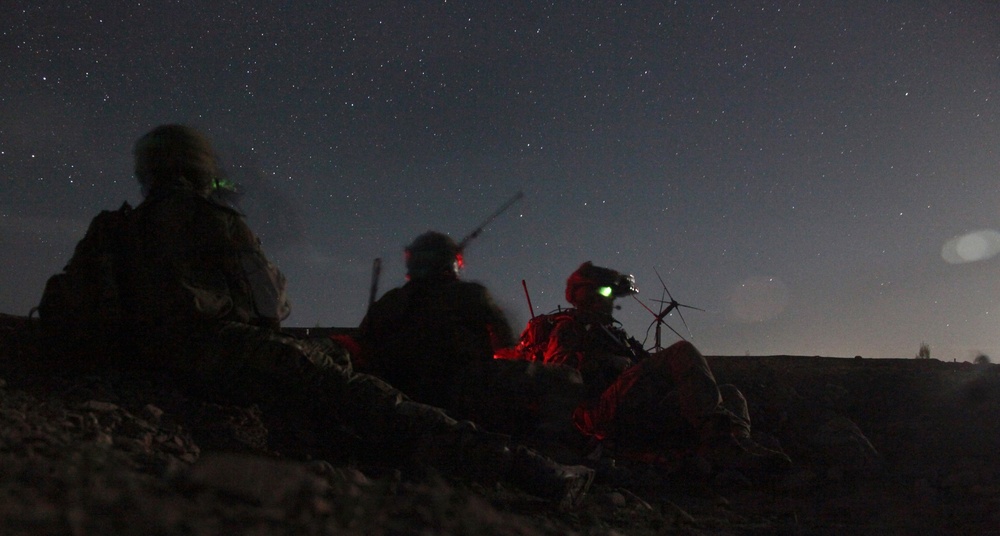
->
[[409, 420, 511, 485], [699, 435, 792, 474], [697, 414, 792, 474], [412, 423, 594, 508], [508, 445, 595, 509]]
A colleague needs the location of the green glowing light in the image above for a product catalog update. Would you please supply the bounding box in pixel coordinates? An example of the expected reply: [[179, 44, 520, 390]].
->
[[598, 286, 613, 297], [214, 177, 237, 191]]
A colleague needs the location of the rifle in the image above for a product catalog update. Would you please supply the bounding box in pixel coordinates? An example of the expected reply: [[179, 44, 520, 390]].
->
[[457, 191, 524, 250], [367, 257, 382, 309]]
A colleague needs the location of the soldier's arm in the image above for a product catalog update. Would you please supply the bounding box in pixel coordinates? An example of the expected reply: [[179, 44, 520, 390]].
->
[[542, 320, 585, 368], [481, 290, 516, 350], [227, 213, 290, 327]]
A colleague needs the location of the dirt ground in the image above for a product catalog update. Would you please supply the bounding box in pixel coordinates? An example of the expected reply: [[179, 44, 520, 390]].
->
[[1, 314, 999, 535]]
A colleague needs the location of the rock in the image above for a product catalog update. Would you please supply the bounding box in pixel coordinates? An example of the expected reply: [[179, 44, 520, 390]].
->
[[80, 400, 120, 412], [185, 452, 324, 507], [810, 416, 881, 474], [142, 404, 164, 423]]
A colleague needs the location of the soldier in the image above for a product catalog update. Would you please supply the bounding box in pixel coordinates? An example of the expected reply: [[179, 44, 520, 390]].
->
[[358, 231, 579, 437], [36, 124, 594, 507], [515, 261, 791, 474], [358, 231, 515, 411]]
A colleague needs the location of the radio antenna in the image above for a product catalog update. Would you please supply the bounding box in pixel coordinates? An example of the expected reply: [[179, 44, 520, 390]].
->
[[632, 267, 704, 352]]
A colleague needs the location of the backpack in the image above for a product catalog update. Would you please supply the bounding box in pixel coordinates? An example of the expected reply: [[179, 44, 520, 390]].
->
[[37, 202, 135, 337], [512, 310, 576, 363], [513, 309, 649, 365]]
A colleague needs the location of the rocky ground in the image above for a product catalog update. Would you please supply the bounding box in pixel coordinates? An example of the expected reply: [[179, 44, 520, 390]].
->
[[1, 313, 999, 535]]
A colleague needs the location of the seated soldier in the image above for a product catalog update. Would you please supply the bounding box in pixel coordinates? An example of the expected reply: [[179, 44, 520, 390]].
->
[[358, 231, 515, 410], [514, 261, 792, 474], [358, 232, 582, 436], [35, 124, 593, 507]]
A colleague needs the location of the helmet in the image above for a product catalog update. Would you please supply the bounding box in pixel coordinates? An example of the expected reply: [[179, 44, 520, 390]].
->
[[133, 124, 221, 197], [565, 261, 638, 307], [405, 231, 463, 280]]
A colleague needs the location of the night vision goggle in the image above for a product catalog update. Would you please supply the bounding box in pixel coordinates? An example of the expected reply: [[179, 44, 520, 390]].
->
[[597, 273, 638, 298]]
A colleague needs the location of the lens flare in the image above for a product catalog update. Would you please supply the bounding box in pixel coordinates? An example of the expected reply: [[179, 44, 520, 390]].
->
[[941, 229, 1000, 264]]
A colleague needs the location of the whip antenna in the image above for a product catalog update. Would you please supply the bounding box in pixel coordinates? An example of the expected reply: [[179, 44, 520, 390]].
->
[[522, 279, 536, 319], [457, 191, 524, 250]]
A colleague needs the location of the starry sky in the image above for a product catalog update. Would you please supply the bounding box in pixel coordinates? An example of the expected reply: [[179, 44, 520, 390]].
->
[[2, 1, 998, 361]]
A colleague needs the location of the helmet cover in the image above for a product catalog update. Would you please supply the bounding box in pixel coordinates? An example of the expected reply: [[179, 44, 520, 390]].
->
[[565, 261, 637, 306], [405, 231, 463, 280]]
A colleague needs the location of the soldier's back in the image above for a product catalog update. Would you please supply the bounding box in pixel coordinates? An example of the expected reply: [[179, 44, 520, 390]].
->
[[361, 279, 500, 409]]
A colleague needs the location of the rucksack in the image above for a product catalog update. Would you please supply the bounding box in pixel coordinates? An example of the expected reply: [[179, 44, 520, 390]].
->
[[513, 309, 650, 365], [37, 202, 135, 337], [512, 310, 576, 363]]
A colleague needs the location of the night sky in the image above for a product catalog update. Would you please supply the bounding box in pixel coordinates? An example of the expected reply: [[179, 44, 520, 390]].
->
[[2, 2, 998, 361]]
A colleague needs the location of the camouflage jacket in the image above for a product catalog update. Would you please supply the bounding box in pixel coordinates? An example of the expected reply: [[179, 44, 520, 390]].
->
[[39, 187, 289, 339]]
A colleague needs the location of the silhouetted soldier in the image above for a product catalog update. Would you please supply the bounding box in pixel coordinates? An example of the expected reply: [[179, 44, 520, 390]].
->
[[358, 231, 515, 410]]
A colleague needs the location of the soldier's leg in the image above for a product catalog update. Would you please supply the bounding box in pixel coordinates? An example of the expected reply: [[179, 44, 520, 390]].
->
[[305, 343, 596, 507], [573, 348, 702, 453], [184, 322, 456, 437], [587, 341, 724, 439], [718, 384, 752, 437], [183, 323, 595, 505], [654, 340, 724, 428], [586, 341, 789, 473], [572, 360, 645, 441], [672, 362, 792, 473]]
